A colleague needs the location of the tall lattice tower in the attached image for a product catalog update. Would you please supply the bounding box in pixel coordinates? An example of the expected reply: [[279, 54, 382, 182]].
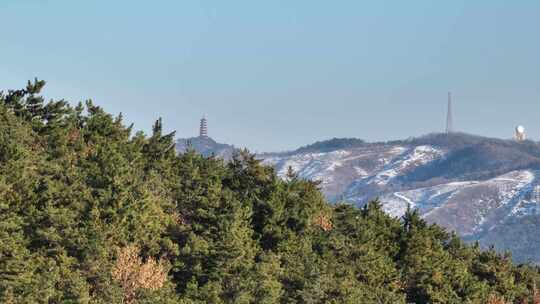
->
[[446, 92, 454, 134], [199, 115, 208, 137]]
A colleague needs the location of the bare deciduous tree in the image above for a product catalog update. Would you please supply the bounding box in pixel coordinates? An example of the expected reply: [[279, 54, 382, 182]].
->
[[111, 245, 168, 304]]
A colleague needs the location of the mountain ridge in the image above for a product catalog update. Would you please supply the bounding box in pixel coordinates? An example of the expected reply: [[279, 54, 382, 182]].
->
[[177, 132, 540, 263]]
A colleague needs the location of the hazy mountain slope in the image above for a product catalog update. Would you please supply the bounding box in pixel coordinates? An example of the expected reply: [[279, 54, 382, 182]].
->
[[260, 143, 407, 201], [176, 132, 540, 262], [176, 136, 236, 160], [259, 133, 540, 263], [380, 170, 536, 235]]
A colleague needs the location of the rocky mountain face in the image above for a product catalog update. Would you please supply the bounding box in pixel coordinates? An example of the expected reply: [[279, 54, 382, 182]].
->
[[179, 133, 540, 263]]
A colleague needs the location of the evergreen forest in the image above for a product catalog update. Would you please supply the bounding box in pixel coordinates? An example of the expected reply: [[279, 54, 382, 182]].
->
[[1, 80, 540, 303]]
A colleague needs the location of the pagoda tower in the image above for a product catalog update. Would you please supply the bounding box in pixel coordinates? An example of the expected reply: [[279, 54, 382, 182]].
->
[[199, 115, 208, 137]]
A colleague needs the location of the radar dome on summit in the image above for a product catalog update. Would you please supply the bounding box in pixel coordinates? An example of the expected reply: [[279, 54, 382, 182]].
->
[[514, 125, 526, 142]]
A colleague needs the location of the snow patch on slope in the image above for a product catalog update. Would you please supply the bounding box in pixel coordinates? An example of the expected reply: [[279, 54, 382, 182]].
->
[[262, 150, 351, 184], [380, 170, 536, 233], [262, 145, 413, 188], [381, 181, 476, 218], [371, 145, 444, 186]]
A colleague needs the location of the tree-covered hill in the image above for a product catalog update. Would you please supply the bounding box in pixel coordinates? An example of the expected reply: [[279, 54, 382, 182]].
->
[[1, 80, 540, 303]]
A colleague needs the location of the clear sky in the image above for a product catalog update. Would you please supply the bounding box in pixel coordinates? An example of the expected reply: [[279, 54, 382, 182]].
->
[[1, 1, 539, 152]]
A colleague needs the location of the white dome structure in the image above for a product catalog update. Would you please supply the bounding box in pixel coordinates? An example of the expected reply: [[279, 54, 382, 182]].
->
[[514, 125, 526, 142]]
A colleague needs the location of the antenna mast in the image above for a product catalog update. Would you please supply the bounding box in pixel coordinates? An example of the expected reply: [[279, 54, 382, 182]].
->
[[446, 92, 453, 134]]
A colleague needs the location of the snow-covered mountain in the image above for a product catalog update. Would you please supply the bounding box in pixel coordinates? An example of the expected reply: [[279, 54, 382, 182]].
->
[[260, 133, 540, 263], [178, 133, 540, 263]]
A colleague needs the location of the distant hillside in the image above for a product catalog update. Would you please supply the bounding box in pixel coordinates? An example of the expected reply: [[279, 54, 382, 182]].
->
[[175, 131, 540, 264], [280, 137, 366, 155], [176, 136, 236, 159], [261, 133, 540, 263]]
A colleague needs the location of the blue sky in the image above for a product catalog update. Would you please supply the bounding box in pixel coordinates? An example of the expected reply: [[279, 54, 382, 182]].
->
[[1, 1, 539, 151]]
